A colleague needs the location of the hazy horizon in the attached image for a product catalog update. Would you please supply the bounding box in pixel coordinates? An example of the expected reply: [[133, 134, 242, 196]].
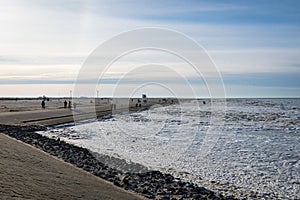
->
[[1, 0, 299, 98]]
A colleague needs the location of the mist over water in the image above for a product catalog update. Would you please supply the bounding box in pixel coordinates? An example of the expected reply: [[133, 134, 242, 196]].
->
[[40, 98, 300, 199]]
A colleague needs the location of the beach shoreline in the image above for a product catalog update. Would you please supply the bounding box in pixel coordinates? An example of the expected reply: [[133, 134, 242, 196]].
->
[[0, 124, 226, 199], [0, 98, 228, 199]]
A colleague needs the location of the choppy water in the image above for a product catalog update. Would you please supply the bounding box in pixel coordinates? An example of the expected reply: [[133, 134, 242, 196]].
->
[[39, 98, 300, 199]]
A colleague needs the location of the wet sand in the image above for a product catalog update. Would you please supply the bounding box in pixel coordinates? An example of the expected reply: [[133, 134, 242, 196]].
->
[[0, 133, 143, 200]]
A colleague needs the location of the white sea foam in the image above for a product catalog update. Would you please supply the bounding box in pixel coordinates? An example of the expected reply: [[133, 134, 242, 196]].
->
[[39, 98, 300, 199]]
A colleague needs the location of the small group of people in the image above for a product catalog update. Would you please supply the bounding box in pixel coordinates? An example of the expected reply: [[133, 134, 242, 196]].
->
[[63, 100, 71, 109], [41, 99, 77, 109], [63, 100, 77, 109]]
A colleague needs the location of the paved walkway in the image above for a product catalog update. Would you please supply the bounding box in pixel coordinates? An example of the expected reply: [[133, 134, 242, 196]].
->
[[0, 105, 111, 126], [0, 99, 168, 126], [0, 134, 143, 200]]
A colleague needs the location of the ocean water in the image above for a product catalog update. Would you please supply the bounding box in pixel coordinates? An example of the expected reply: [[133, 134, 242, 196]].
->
[[39, 98, 300, 199]]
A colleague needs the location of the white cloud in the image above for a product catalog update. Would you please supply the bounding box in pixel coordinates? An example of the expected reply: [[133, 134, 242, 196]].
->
[[225, 85, 300, 98], [0, 0, 299, 97], [208, 48, 300, 73], [0, 64, 80, 82], [0, 84, 74, 97]]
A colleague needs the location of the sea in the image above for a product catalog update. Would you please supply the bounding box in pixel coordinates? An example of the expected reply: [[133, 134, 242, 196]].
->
[[39, 98, 300, 199]]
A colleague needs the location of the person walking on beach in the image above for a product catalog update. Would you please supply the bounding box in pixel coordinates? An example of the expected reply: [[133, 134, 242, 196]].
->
[[68, 100, 72, 109], [64, 100, 67, 108], [41, 100, 45, 109]]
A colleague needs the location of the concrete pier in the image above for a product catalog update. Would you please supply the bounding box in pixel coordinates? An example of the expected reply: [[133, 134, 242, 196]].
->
[[0, 98, 178, 126]]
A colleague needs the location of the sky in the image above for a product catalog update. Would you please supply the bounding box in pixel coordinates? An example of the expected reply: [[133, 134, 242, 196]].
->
[[0, 0, 299, 98]]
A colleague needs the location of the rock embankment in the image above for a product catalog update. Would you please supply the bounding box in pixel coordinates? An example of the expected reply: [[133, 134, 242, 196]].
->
[[0, 124, 234, 200]]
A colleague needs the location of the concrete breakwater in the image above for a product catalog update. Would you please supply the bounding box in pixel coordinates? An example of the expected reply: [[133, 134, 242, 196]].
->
[[0, 124, 232, 200], [0, 98, 178, 126]]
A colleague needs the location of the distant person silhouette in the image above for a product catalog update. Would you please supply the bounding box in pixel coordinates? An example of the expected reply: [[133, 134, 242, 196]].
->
[[41, 100, 45, 109], [64, 100, 67, 108], [68, 100, 72, 109]]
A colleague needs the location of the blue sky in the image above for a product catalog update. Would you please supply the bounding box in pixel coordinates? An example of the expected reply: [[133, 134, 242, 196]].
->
[[0, 0, 299, 97]]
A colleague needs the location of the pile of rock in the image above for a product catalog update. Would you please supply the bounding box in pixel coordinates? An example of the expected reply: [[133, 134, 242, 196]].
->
[[0, 124, 233, 200]]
